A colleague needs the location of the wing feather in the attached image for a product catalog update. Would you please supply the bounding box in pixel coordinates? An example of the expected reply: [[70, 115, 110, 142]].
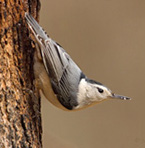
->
[[25, 13, 82, 109]]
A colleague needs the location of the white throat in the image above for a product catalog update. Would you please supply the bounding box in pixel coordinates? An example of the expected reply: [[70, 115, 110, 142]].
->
[[75, 78, 105, 109]]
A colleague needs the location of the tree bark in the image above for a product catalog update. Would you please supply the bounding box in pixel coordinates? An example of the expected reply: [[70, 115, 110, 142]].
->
[[0, 0, 42, 147]]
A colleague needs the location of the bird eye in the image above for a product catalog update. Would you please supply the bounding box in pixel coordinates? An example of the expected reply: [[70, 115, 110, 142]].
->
[[97, 87, 104, 93]]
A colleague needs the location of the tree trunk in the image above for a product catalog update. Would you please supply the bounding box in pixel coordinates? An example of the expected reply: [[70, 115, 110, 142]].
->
[[0, 0, 42, 147]]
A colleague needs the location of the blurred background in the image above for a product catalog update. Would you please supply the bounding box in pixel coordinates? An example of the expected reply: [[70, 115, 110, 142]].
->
[[40, 0, 145, 148]]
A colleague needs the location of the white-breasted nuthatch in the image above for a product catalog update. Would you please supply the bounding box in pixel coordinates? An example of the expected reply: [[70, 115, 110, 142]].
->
[[25, 13, 131, 111]]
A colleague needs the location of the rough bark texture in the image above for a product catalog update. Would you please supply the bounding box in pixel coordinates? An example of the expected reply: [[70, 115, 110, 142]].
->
[[0, 0, 42, 147]]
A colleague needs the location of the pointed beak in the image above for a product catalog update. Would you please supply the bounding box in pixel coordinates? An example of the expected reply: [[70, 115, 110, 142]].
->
[[111, 93, 131, 100]]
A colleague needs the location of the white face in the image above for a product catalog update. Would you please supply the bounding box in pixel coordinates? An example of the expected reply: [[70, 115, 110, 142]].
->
[[76, 79, 130, 110], [77, 79, 113, 109], [88, 83, 113, 102]]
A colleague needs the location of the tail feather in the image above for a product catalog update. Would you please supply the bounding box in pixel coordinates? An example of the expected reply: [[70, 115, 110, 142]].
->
[[25, 12, 48, 41]]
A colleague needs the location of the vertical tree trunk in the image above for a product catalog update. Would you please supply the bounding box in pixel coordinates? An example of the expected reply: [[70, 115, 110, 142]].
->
[[0, 0, 42, 147]]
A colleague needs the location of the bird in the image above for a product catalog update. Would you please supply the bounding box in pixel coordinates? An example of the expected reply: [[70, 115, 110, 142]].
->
[[25, 12, 131, 111]]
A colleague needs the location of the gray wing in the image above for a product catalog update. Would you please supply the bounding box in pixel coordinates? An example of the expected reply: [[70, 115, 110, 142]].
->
[[25, 13, 83, 109], [43, 40, 82, 109]]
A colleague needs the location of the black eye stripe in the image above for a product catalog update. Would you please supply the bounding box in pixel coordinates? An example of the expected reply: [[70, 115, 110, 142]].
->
[[97, 87, 104, 93]]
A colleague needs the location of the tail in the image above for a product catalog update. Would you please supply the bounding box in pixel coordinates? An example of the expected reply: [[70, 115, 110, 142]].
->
[[25, 12, 48, 41]]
